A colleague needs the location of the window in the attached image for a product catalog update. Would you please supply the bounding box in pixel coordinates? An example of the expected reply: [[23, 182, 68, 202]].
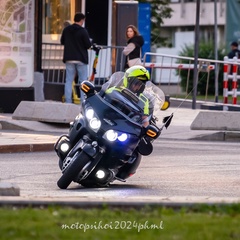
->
[[43, 0, 71, 34]]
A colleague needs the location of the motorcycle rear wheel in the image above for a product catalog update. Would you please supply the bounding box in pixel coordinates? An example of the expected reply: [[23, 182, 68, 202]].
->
[[57, 151, 90, 189]]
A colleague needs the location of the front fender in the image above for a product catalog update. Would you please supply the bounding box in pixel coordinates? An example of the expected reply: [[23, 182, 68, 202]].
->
[[69, 138, 104, 160], [70, 140, 105, 182], [82, 142, 98, 157]]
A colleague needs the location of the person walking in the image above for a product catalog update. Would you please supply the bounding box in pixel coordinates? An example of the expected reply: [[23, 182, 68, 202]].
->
[[122, 25, 144, 69], [61, 12, 92, 103]]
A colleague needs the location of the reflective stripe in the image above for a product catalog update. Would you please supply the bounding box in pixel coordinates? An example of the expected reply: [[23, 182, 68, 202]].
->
[[139, 94, 149, 115]]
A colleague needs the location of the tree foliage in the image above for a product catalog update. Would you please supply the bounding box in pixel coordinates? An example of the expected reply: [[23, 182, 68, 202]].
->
[[177, 42, 225, 95], [138, 0, 173, 47]]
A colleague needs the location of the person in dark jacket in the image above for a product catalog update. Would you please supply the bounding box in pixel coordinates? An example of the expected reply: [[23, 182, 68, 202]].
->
[[122, 25, 144, 69], [227, 41, 240, 75], [61, 12, 92, 103], [228, 41, 240, 59]]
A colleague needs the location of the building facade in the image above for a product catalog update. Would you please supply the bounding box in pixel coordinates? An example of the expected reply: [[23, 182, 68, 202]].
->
[[160, 0, 226, 48]]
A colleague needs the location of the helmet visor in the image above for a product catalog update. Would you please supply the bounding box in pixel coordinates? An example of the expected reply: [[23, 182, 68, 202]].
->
[[127, 77, 145, 94]]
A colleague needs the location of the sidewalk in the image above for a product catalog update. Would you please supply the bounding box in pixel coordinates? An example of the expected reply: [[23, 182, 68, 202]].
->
[[0, 113, 68, 153], [1, 107, 238, 154]]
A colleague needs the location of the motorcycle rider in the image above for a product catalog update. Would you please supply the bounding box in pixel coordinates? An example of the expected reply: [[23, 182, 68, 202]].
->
[[98, 66, 154, 180], [113, 66, 152, 179], [105, 65, 152, 127]]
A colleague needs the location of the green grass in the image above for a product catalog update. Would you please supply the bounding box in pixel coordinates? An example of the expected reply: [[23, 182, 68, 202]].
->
[[0, 204, 240, 240]]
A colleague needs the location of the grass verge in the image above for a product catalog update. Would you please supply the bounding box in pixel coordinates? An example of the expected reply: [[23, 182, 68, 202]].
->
[[0, 203, 240, 240]]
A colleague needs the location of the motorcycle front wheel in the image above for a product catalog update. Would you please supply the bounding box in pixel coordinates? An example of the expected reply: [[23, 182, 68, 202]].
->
[[57, 151, 90, 189]]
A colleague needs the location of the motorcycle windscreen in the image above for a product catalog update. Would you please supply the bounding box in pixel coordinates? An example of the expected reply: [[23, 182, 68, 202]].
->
[[87, 94, 142, 136]]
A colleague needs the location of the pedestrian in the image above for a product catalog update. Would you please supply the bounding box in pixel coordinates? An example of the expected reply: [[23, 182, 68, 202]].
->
[[227, 41, 240, 75], [61, 12, 92, 103], [122, 25, 144, 69], [227, 41, 240, 59]]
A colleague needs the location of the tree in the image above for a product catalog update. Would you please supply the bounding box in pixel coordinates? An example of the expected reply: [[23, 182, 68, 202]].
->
[[138, 0, 173, 47], [177, 42, 225, 95]]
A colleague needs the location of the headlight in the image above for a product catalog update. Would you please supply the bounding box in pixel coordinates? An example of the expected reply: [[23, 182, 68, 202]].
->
[[89, 117, 101, 130], [85, 108, 94, 119], [105, 130, 118, 141], [60, 142, 70, 152], [118, 133, 128, 142], [59, 141, 70, 153], [103, 130, 128, 142], [85, 107, 101, 131], [95, 170, 106, 179]]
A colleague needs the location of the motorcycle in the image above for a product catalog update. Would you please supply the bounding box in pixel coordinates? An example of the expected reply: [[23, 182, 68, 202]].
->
[[54, 71, 170, 189]]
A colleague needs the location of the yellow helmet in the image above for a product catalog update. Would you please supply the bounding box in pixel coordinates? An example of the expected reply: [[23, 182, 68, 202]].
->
[[123, 65, 150, 87]]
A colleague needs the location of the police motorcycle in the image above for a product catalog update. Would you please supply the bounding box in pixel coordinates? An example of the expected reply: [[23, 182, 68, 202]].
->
[[54, 66, 169, 189]]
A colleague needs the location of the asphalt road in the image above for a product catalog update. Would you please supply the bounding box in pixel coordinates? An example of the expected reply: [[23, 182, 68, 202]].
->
[[1, 138, 239, 205]]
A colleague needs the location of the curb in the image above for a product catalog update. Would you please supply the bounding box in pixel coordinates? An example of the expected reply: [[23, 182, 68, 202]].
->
[[0, 143, 55, 153], [190, 132, 240, 142], [0, 198, 239, 209]]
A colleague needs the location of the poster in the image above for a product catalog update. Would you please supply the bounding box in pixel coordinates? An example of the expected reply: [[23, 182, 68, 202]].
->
[[0, 0, 34, 87], [225, 0, 240, 50]]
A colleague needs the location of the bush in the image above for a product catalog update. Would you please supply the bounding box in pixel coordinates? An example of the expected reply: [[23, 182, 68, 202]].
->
[[177, 42, 226, 95]]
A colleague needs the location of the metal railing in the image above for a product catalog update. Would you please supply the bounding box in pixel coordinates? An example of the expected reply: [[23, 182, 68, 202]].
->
[[142, 52, 217, 100], [41, 44, 240, 104], [142, 52, 240, 104], [42, 43, 125, 87]]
